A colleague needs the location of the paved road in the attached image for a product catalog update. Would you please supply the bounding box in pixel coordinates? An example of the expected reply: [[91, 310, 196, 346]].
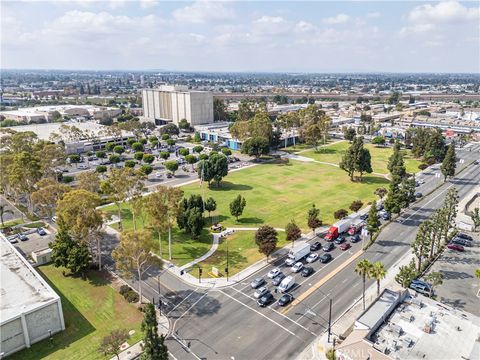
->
[[102, 146, 480, 360]]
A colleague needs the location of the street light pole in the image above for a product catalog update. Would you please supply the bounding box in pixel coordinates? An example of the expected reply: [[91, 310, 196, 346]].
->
[[226, 236, 229, 282], [157, 273, 162, 315], [327, 299, 332, 343]]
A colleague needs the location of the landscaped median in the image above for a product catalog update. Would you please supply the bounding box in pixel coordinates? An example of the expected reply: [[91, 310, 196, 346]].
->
[[9, 265, 143, 360]]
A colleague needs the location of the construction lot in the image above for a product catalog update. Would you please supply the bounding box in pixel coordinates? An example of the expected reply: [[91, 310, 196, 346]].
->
[[425, 231, 480, 316]]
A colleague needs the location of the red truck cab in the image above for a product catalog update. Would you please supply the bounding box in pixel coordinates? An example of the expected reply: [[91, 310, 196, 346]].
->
[[324, 226, 339, 241], [348, 223, 363, 235]]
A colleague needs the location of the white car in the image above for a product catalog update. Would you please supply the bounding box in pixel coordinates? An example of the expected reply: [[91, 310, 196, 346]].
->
[[155, 172, 162, 178], [267, 268, 281, 279], [418, 179, 425, 184], [306, 253, 319, 263], [253, 286, 269, 299], [291, 262, 304, 273]]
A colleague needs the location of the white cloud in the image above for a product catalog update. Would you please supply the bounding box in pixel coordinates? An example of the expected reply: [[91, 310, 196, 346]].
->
[[295, 21, 316, 33], [252, 16, 291, 35], [399, 23, 435, 36], [139, 0, 158, 9], [367, 12, 381, 18], [173, 1, 234, 24], [322, 13, 349, 25], [407, 1, 479, 24]]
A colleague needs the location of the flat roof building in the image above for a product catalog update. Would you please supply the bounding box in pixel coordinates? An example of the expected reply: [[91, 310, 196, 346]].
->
[[0, 234, 65, 357], [142, 85, 214, 126]]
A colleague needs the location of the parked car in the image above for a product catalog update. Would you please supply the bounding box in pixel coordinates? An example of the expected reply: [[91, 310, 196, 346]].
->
[[18, 234, 28, 241], [301, 267, 314, 277], [319, 253, 332, 263], [291, 262, 304, 273], [7, 235, 18, 244], [251, 277, 266, 289], [410, 282, 432, 296], [257, 292, 274, 307], [37, 227, 47, 236], [451, 237, 472, 247], [272, 273, 286, 286], [254, 287, 269, 299], [334, 236, 345, 245], [306, 253, 319, 263], [359, 214, 368, 220], [415, 192, 423, 198], [310, 241, 322, 251], [267, 268, 281, 279], [277, 293, 293, 306], [322, 242, 334, 252], [166, 173, 173, 178], [339, 243, 351, 251], [381, 211, 391, 220], [350, 234, 361, 243], [447, 243, 464, 252], [456, 233, 473, 241]]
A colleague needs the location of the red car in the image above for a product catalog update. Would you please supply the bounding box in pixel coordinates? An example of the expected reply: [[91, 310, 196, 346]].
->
[[447, 243, 464, 252], [339, 243, 351, 251]]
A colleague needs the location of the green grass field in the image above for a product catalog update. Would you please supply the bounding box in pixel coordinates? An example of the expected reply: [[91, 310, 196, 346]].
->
[[301, 141, 421, 175], [10, 266, 143, 360], [198, 230, 288, 277]]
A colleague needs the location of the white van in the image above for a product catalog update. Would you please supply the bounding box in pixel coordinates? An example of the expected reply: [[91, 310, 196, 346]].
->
[[278, 276, 295, 293]]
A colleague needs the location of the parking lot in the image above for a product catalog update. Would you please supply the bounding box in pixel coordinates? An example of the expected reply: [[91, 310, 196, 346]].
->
[[424, 231, 480, 316], [11, 226, 56, 258]]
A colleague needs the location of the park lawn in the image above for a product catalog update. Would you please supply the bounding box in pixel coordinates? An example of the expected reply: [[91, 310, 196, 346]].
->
[[301, 141, 421, 175], [198, 230, 288, 277], [183, 160, 389, 230], [9, 265, 143, 360], [104, 204, 213, 267]]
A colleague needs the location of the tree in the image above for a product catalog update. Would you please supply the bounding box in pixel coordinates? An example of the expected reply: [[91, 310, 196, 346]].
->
[[339, 136, 372, 181], [96, 150, 107, 159], [298, 105, 331, 150], [143, 154, 155, 164], [0, 204, 13, 227], [140, 164, 153, 175], [141, 303, 169, 360], [221, 147, 232, 156], [475, 269, 480, 297], [241, 137, 270, 160], [96, 165, 108, 174], [355, 259, 373, 310], [177, 195, 205, 239], [471, 208, 480, 231], [369, 261, 386, 296], [366, 201, 380, 241], [374, 187, 387, 199], [164, 161, 179, 175], [411, 221, 432, 272], [113, 145, 125, 154], [395, 260, 417, 288], [159, 123, 179, 136], [8, 151, 42, 212], [31, 179, 71, 219], [125, 160, 136, 168], [425, 271, 443, 298], [349, 200, 363, 213], [230, 195, 246, 221], [185, 154, 198, 170], [440, 144, 456, 182], [371, 136, 386, 146], [69, 154, 81, 165], [204, 197, 217, 218], [343, 127, 356, 142], [213, 98, 228, 122], [255, 225, 278, 261], [193, 145, 204, 153], [178, 148, 190, 157], [285, 220, 301, 247], [166, 139, 175, 147], [145, 192, 168, 258], [307, 204, 322, 234], [105, 142, 116, 152], [159, 151, 170, 161], [112, 230, 160, 304], [132, 142, 144, 152], [387, 142, 405, 175], [109, 154, 121, 164], [326, 348, 336, 360], [98, 329, 130, 360], [178, 118, 190, 130], [334, 209, 348, 220], [134, 152, 145, 161], [77, 171, 100, 193]]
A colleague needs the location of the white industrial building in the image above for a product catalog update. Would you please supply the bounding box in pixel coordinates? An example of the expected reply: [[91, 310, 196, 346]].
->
[[0, 235, 65, 357], [142, 85, 214, 126]]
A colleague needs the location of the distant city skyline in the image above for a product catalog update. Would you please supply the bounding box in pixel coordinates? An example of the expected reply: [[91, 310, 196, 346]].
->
[[1, 1, 479, 73]]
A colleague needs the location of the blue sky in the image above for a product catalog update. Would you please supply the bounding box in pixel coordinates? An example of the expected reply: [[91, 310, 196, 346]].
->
[[1, 0, 479, 72]]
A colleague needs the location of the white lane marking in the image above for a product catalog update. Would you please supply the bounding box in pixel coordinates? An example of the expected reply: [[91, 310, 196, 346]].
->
[[229, 287, 317, 336], [219, 289, 299, 337], [296, 293, 329, 322], [170, 332, 202, 360], [166, 290, 198, 316]]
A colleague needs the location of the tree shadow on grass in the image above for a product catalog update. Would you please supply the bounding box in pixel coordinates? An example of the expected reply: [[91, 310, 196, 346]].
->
[[236, 217, 264, 225], [10, 270, 96, 360], [359, 176, 390, 186], [208, 182, 253, 191], [314, 148, 337, 154]]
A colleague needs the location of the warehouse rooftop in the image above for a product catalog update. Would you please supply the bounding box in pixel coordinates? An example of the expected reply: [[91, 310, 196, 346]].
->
[[0, 235, 58, 324]]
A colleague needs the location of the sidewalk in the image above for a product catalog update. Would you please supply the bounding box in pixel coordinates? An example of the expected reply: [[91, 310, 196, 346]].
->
[[295, 250, 414, 360], [111, 313, 170, 360]]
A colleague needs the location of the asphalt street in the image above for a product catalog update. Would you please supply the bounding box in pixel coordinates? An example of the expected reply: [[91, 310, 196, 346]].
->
[[103, 145, 480, 360]]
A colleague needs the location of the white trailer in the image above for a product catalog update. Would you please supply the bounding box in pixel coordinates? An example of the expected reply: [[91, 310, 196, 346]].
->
[[285, 243, 310, 266]]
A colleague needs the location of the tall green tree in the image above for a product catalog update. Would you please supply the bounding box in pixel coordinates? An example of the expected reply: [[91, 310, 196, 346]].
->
[[425, 271, 443, 298], [440, 144, 456, 182], [285, 220, 302, 247], [307, 204, 322, 235], [230, 195, 247, 221], [471, 208, 480, 231], [204, 197, 217, 219], [298, 105, 331, 149], [141, 303, 169, 360], [339, 136, 371, 181], [241, 137, 270, 160], [366, 201, 381, 242], [355, 259, 373, 310], [395, 261, 417, 288], [411, 221, 432, 272]]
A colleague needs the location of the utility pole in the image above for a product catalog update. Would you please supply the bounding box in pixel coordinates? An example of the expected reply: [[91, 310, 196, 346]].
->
[[157, 273, 162, 315], [327, 299, 332, 343], [226, 236, 229, 282], [198, 267, 202, 283]]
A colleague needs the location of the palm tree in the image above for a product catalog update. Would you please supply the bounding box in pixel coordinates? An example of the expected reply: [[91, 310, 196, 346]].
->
[[0, 204, 14, 227], [425, 272, 444, 298], [355, 259, 373, 310], [370, 261, 387, 296]]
